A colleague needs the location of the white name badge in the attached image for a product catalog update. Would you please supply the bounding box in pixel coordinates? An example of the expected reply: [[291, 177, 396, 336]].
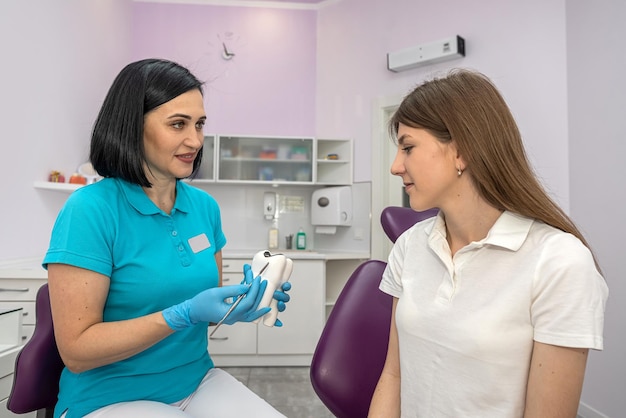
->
[[188, 233, 211, 253]]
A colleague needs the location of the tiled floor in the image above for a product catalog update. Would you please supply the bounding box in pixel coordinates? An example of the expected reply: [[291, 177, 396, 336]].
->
[[222, 366, 335, 418], [220, 369, 587, 418]]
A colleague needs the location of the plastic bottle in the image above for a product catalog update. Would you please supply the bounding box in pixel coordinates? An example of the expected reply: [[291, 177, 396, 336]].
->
[[268, 225, 279, 250], [296, 227, 306, 250]]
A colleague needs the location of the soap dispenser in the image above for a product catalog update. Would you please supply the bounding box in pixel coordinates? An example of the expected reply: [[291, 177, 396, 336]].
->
[[296, 227, 306, 250]]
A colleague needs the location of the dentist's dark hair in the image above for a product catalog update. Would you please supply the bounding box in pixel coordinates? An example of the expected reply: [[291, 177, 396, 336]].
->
[[90, 58, 205, 187]]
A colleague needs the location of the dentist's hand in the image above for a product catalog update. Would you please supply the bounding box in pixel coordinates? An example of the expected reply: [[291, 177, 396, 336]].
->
[[273, 281, 292, 327], [241, 263, 292, 327], [162, 275, 269, 331]]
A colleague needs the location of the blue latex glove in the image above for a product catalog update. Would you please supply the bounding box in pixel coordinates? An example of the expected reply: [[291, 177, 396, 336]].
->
[[162, 275, 269, 331], [241, 264, 292, 327], [273, 282, 292, 327]]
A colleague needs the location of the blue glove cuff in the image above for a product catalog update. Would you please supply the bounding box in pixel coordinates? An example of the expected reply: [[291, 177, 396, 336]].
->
[[162, 300, 194, 331]]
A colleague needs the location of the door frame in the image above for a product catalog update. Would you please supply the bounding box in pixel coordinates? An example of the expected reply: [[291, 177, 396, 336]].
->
[[370, 94, 404, 261]]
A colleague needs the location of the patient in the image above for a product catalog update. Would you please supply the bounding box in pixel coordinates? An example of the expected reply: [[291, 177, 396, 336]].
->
[[368, 69, 608, 417], [44, 58, 290, 418]]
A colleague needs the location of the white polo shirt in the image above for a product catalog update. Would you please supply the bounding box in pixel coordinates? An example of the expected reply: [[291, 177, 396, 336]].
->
[[380, 211, 608, 417]]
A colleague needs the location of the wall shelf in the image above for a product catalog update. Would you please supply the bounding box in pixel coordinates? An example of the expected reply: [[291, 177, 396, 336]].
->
[[33, 135, 353, 192], [316, 138, 353, 185], [33, 181, 82, 193]]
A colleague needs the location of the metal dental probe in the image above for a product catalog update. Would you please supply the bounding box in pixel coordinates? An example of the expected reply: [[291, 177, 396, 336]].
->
[[210, 262, 269, 336]]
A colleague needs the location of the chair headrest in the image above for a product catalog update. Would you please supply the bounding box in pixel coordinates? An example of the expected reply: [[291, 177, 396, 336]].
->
[[380, 206, 438, 243]]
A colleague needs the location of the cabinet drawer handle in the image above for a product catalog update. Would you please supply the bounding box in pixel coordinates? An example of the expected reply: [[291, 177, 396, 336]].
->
[[22, 312, 29, 317], [222, 264, 230, 269], [209, 336, 229, 341], [0, 287, 29, 292], [22, 335, 27, 341]]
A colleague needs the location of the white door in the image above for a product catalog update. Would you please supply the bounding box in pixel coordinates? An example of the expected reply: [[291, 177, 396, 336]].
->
[[370, 96, 404, 261]]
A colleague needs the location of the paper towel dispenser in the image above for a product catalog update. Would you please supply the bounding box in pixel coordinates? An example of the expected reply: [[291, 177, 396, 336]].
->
[[311, 186, 352, 226]]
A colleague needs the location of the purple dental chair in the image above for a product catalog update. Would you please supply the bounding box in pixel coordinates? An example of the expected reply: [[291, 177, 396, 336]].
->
[[7, 283, 63, 418], [310, 206, 437, 418]]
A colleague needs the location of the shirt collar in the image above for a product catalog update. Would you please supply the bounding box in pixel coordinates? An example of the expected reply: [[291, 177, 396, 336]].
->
[[481, 211, 534, 250], [117, 178, 192, 216], [427, 210, 533, 251]]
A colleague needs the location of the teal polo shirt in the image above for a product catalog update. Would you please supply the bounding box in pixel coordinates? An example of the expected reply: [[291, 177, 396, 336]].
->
[[44, 177, 226, 418]]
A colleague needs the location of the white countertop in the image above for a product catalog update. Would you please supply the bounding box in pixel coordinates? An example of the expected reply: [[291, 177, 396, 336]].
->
[[222, 249, 369, 260], [0, 257, 46, 279], [0, 250, 370, 279]]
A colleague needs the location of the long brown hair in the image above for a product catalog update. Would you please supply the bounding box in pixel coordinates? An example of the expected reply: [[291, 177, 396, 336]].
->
[[389, 69, 600, 269]]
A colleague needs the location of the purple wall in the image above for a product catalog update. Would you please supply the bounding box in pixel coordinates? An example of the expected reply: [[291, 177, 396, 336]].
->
[[131, 3, 316, 136]]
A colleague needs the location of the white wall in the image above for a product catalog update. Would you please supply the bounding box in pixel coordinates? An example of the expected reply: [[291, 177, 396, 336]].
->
[[315, 0, 622, 415], [192, 182, 371, 253], [0, 0, 132, 259], [316, 0, 571, 209], [0, 0, 571, 254], [567, 1, 626, 416]]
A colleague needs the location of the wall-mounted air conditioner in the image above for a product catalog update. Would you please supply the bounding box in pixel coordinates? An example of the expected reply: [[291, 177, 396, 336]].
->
[[387, 35, 466, 72]]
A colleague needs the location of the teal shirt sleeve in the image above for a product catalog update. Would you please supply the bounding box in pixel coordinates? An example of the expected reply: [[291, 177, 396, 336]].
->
[[43, 184, 116, 276]]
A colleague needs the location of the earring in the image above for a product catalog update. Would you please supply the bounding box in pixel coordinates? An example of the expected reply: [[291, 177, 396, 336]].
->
[[457, 167, 462, 177]]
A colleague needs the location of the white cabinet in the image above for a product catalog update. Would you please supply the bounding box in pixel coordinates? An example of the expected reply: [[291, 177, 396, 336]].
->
[[216, 136, 314, 184], [0, 261, 45, 417], [257, 260, 324, 355], [0, 308, 36, 418], [0, 260, 47, 416], [209, 256, 326, 367], [209, 255, 366, 367], [0, 260, 47, 347], [323, 259, 364, 319], [0, 254, 368, 368], [316, 138, 353, 185], [0, 280, 45, 346], [210, 136, 352, 185], [208, 259, 257, 355]]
